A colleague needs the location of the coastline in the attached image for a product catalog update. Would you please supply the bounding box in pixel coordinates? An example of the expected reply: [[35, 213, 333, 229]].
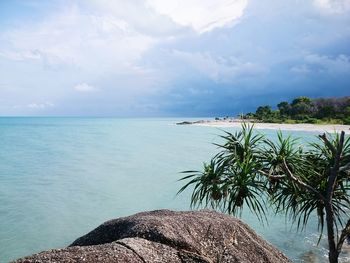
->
[[178, 119, 350, 134]]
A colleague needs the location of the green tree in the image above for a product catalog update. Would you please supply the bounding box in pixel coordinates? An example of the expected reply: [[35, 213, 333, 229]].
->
[[255, 105, 272, 120], [318, 104, 336, 119], [179, 124, 350, 263], [277, 101, 291, 117], [291, 96, 312, 105], [344, 106, 350, 116], [290, 96, 312, 118]]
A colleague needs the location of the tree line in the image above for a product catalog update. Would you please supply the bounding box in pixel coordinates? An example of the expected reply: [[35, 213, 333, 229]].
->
[[243, 96, 350, 124]]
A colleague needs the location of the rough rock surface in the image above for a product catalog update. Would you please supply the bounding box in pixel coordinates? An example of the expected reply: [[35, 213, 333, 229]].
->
[[13, 210, 292, 263]]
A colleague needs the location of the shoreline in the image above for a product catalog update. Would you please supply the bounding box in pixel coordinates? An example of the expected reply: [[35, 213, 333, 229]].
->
[[177, 119, 350, 134]]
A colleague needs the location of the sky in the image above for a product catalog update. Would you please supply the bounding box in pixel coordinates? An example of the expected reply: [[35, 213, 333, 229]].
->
[[0, 0, 349, 117]]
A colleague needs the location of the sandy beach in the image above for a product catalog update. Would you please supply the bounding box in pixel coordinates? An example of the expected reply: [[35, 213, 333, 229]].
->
[[184, 120, 350, 134]]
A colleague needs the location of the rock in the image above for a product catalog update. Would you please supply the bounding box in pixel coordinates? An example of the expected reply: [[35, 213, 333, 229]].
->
[[12, 242, 144, 263], [13, 210, 292, 263], [176, 121, 193, 125]]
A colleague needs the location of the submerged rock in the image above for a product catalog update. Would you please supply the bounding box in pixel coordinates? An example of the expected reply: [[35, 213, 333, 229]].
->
[[13, 210, 292, 263]]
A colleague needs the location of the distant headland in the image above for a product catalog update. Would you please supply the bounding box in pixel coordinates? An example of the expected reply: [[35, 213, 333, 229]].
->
[[176, 96, 350, 134], [242, 96, 350, 125]]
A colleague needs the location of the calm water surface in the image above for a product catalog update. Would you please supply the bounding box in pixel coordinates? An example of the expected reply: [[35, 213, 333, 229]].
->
[[0, 117, 346, 262]]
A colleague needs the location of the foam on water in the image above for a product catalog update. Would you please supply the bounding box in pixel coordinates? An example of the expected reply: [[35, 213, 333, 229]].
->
[[0, 117, 343, 262]]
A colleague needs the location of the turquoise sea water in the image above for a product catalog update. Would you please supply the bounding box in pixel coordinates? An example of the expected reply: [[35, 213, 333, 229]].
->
[[0, 117, 345, 262]]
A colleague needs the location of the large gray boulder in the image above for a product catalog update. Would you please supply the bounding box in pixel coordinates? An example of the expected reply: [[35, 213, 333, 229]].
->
[[13, 210, 292, 263]]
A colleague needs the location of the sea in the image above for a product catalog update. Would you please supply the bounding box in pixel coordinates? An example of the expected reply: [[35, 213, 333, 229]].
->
[[0, 117, 347, 263]]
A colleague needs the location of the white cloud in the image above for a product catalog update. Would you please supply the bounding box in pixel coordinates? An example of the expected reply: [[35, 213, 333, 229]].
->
[[28, 102, 54, 109], [1, 0, 349, 116], [146, 0, 248, 33], [290, 64, 311, 74], [87, 0, 247, 35], [291, 53, 350, 75], [0, 1, 249, 106], [13, 102, 55, 110], [1, 6, 155, 71], [313, 0, 350, 14], [171, 50, 267, 82], [0, 50, 41, 61], [86, 0, 186, 37], [306, 53, 350, 73], [74, 83, 97, 92]]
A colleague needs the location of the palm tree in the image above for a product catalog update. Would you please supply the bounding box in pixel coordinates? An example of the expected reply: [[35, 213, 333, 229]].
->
[[178, 124, 350, 263]]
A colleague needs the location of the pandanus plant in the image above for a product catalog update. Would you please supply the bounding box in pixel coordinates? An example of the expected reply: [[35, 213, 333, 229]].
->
[[178, 124, 350, 263]]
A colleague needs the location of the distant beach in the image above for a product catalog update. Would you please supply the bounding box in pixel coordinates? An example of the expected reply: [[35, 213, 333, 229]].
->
[[177, 119, 350, 134]]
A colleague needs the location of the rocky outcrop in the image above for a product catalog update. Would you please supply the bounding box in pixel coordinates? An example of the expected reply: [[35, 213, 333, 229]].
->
[[176, 121, 194, 125], [176, 120, 209, 125], [13, 210, 292, 263]]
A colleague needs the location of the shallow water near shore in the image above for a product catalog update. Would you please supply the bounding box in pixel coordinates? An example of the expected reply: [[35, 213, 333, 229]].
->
[[0, 117, 348, 263]]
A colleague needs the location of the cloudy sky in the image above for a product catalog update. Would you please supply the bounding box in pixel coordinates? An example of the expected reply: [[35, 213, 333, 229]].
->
[[0, 0, 349, 116]]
